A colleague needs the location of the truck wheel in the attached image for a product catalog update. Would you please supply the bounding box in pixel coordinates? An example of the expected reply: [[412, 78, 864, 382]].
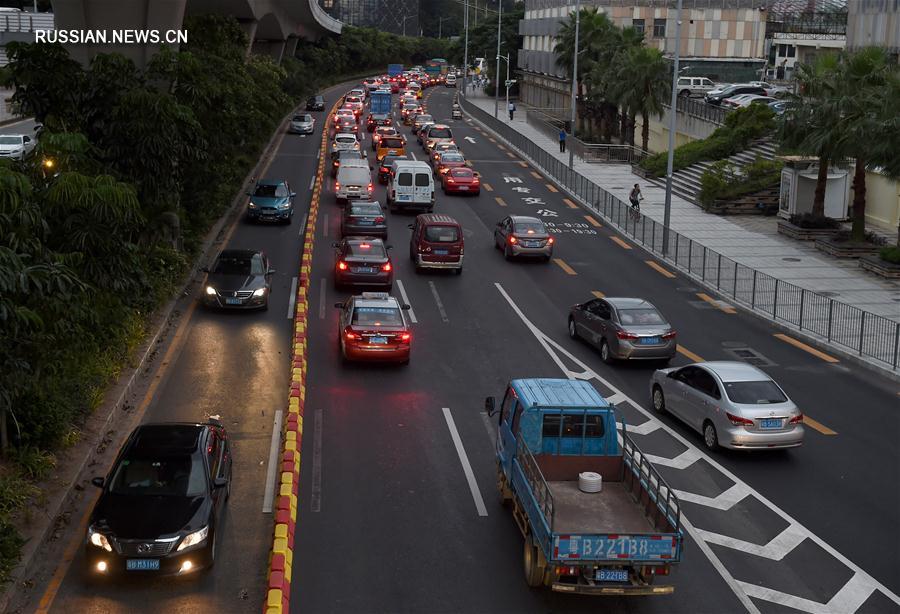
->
[[523, 540, 547, 588]]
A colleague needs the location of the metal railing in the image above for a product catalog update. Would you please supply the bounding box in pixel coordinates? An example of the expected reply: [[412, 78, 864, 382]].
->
[[460, 93, 900, 372], [516, 431, 555, 529], [665, 96, 728, 125], [526, 107, 649, 164], [0, 12, 54, 32], [622, 433, 681, 533]]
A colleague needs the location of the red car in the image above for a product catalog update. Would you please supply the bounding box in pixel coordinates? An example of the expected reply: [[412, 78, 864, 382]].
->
[[335, 292, 412, 365], [442, 168, 481, 195], [435, 151, 467, 177]]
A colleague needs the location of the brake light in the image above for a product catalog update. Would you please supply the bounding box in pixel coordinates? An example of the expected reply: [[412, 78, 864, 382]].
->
[[382, 262, 392, 272], [368, 182, 374, 192], [662, 330, 677, 339], [400, 332, 411, 343], [375, 216, 385, 223], [447, 178, 455, 184], [344, 327, 360, 341], [643, 565, 670, 576], [789, 414, 804, 425], [616, 331, 639, 340], [726, 412, 755, 426], [335, 181, 340, 190], [508, 235, 517, 244], [548, 236, 555, 244], [337, 261, 348, 270]]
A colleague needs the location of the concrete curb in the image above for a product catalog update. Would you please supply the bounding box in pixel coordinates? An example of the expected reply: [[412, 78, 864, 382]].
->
[[459, 97, 900, 383]]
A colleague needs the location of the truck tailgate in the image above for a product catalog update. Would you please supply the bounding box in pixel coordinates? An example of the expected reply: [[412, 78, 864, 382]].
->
[[553, 533, 680, 562]]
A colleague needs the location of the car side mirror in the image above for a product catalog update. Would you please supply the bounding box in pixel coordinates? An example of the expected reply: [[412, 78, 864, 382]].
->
[[401, 304, 411, 310], [290, 192, 297, 198], [91, 477, 105, 489], [267, 268, 276, 275], [484, 396, 496, 415], [407, 224, 414, 229], [334, 302, 344, 308], [23, 136, 30, 143], [331, 242, 340, 248], [213, 477, 228, 489]]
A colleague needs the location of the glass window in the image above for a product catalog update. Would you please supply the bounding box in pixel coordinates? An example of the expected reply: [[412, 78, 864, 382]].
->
[[414, 173, 430, 187], [349, 203, 382, 215], [250, 254, 266, 275], [693, 369, 721, 399], [381, 138, 404, 149], [207, 434, 220, 480], [441, 153, 465, 163], [254, 183, 288, 198], [653, 18, 666, 37], [542, 413, 562, 438], [213, 254, 253, 275], [513, 221, 546, 234], [724, 381, 788, 404], [450, 168, 474, 178], [511, 401, 524, 433], [617, 308, 666, 325], [787, 45, 796, 58], [347, 241, 386, 257], [424, 225, 459, 242], [398, 173, 413, 186], [351, 306, 403, 326], [0, 136, 21, 145], [429, 127, 452, 138], [500, 388, 516, 424], [109, 456, 206, 497], [632, 18, 645, 36], [593, 301, 612, 320]]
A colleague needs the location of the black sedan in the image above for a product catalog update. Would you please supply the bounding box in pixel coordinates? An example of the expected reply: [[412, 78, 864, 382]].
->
[[202, 249, 274, 310], [705, 84, 766, 105], [341, 200, 387, 239], [333, 237, 393, 290], [306, 95, 325, 111], [85, 420, 232, 577]]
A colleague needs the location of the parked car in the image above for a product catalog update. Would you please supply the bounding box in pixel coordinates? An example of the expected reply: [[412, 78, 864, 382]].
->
[[246, 179, 295, 224], [723, 94, 775, 109], [0, 133, 36, 160], [493, 215, 554, 261], [202, 249, 274, 310], [650, 362, 805, 451], [306, 95, 325, 111], [676, 76, 718, 97], [568, 297, 676, 364], [289, 113, 315, 135], [705, 84, 767, 105], [748, 81, 790, 96]]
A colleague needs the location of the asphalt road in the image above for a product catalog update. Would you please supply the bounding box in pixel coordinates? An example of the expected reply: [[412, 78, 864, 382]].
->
[[294, 85, 900, 614]]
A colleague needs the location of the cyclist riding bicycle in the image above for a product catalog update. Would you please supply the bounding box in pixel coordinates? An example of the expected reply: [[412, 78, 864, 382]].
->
[[629, 183, 643, 210]]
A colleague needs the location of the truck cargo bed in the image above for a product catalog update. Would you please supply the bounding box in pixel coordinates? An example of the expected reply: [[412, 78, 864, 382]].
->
[[548, 481, 652, 535]]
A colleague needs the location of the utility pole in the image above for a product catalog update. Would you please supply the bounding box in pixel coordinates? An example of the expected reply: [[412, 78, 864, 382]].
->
[[662, 0, 683, 256], [493, 0, 503, 118], [568, 0, 580, 169], [462, 0, 470, 96], [438, 16, 449, 38]]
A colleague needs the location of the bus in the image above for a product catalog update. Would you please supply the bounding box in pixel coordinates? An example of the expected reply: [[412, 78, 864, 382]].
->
[[427, 58, 449, 76]]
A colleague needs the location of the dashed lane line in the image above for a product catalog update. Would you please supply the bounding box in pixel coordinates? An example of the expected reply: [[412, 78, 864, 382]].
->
[[696, 292, 736, 314], [482, 183, 494, 192], [395, 279, 417, 323], [774, 333, 840, 363], [428, 281, 450, 323], [676, 344, 704, 362], [553, 258, 577, 275], [803, 415, 838, 436], [518, 161, 528, 168], [506, 152, 516, 158], [530, 171, 542, 179], [645, 260, 676, 278], [494, 196, 507, 207], [610, 236, 632, 250], [584, 215, 602, 227], [563, 198, 579, 209], [591, 290, 605, 298], [545, 184, 558, 193]]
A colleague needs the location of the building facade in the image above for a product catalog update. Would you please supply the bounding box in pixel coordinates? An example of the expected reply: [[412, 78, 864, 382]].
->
[[846, 0, 900, 53], [323, 0, 419, 35]]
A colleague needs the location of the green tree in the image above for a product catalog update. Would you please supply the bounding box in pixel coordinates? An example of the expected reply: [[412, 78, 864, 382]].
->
[[3, 42, 84, 129], [616, 46, 669, 152]]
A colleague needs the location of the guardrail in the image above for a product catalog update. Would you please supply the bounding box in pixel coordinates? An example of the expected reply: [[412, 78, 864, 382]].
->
[[526, 106, 649, 164], [516, 431, 555, 529], [665, 96, 728, 125], [0, 12, 54, 32], [622, 433, 681, 533], [461, 93, 900, 372]]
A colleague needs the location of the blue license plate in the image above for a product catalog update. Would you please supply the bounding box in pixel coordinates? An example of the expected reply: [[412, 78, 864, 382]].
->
[[358, 220, 374, 225], [434, 249, 448, 255], [370, 336, 387, 344], [640, 337, 660, 345], [126, 559, 160, 571], [225, 298, 242, 305], [760, 418, 782, 429], [398, 195, 411, 201], [356, 267, 375, 274], [597, 569, 629, 582]]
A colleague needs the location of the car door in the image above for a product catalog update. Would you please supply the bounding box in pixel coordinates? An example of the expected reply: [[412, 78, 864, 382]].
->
[[572, 299, 598, 341], [681, 367, 720, 431], [665, 366, 700, 423], [495, 217, 510, 247], [591, 300, 614, 349]]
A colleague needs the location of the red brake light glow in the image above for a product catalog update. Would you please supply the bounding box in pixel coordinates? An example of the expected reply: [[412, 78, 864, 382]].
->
[[337, 261, 348, 270], [726, 412, 755, 426], [334, 182, 340, 190], [359, 243, 371, 249], [662, 330, 677, 339], [508, 236, 517, 244], [400, 333, 411, 342], [382, 262, 392, 272], [548, 236, 555, 244], [616, 331, 639, 340], [789, 414, 804, 425]]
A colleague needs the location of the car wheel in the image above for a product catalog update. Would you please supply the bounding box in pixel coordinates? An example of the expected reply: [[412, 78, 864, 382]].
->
[[568, 318, 578, 339], [600, 339, 614, 364], [703, 421, 719, 451], [504, 244, 513, 260], [455, 267, 462, 275], [652, 386, 666, 414], [679, 89, 691, 97]]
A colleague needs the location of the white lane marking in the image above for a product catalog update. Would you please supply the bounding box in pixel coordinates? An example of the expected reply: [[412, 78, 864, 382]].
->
[[696, 525, 807, 561], [299, 213, 308, 237], [309, 175, 315, 190], [409, 150, 417, 161], [311, 408, 323, 512], [395, 279, 417, 323], [673, 482, 752, 511], [737, 572, 881, 614], [617, 420, 660, 436], [262, 409, 285, 513], [442, 407, 488, 517], [493, 281, 900, 613], [428, 281, 449, 323], [316, 148, 321, 160], [605, 392, 626, 404], [318, 278, 327, 319], [287, 276, 298, 319], [323, 213, 329, 238]]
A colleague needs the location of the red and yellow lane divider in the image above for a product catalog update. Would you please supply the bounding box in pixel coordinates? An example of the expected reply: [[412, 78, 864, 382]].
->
[[265, 96, 336, 614]]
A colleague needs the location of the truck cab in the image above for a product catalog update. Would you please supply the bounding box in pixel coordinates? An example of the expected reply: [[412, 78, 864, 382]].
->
[[487, 378, 682, 596]]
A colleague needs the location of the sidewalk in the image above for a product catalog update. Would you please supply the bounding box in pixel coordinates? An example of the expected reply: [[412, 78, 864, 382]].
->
[[465, 89, 900, 324]]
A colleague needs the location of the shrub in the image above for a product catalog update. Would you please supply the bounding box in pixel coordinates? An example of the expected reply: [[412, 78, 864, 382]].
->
[[789, 212, 841, 229], [833, 230, 888, 245], [699, 156, 783, 206], [8, 446, 56, 481], [878, 246, 900, 263]]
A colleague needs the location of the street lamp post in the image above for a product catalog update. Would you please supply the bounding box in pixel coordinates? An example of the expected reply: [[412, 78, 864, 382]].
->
[[438, 16, 449, 38], [497, 53, 511, 118], [402, 14, 415, 37], [493, 0, 503, 118], [462, 0, 470, 95], [568, 0, 580, 169], [662, 0, 683, 256]]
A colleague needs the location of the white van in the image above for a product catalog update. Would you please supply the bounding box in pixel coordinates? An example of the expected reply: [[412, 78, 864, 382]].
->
[[335, 160, 373, 203], [387, 160, 434, 213]]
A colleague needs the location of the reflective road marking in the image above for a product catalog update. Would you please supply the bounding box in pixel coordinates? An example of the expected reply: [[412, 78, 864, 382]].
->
[[442, 407, 488, 517], [395, 279, 417, 323], [774, 333, 839, 363], [553, 258, 577, 275]]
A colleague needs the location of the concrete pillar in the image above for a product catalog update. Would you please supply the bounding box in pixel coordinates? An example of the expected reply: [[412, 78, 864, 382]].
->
[[251, 39, 286, 64], [238, 18, 258, 58], [284, 36, 299, 61]]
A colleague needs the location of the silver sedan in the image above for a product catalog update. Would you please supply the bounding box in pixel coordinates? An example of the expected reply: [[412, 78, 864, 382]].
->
[[569, 297, 676, 363], [493, 215, 554, 261], [650, 361, 804, 451]]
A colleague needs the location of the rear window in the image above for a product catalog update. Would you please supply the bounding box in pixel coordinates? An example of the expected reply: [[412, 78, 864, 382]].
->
[[347, 241, 386, 257], [450, 168, 473, 177], [541, 413, 605, 438], [381, 138, 404, 149], [723, 381, 788, 405], [429, 127, 452, 139], [350, 203, 382, 216], [398, 172, 413, 186], [352, 306, 403, 326], [617, 308, 665, 326], [513, 221, 546, 234], [416, 115, 433, 123], [424, 225, 459, 243], [441, 153, 464, 163], [414, 173, 430, 187]]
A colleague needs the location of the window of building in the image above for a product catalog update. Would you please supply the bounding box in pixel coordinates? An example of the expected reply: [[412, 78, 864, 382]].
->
[[653, 18, 666, 38], [787, 45, 796, 58], [632, 18, 645, 36]]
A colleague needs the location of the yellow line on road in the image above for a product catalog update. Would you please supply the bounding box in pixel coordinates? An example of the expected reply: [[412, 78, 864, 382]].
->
[[564, 198, 579, 209], [591, 291, 606, 298], [546, 184, 559, 193], [774, 333, 840, 363], [483, 183, 494, 192], [497, 143, 507, 150], [553, 258, 577, 275], [530, 171, 542, 179], [585, 216, 602, 227], [495, 196, 507, 207], [697, 293, 736, 314], [645, 260, 676, 278], [676, 345, 704, 363], [506, 152, 516, 158], [518, 161, 528, 168], [610, 236, 632, 250], [489, 137, 497, 143], [803, 415, 838, 435]]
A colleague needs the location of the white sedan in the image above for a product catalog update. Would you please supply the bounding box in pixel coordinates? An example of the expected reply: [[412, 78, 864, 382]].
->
[[0, 133, 36, 160]]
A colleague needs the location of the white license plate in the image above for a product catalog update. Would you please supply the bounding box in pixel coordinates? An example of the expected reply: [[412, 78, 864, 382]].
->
[[597, 569, 628, 582], [458, 186, 469, 191], [369, 336, 388, 344], [760, 418, 783, 429], [225, 298, 242, 305], [127, 559, 160, 571]]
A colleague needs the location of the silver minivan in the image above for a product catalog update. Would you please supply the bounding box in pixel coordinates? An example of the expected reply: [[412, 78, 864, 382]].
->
[[335, 160, 373, 203], [677, 77, 717, 97]]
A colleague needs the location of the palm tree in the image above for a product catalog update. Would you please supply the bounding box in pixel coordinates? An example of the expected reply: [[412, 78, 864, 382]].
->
[[616, 46, 669, 152]]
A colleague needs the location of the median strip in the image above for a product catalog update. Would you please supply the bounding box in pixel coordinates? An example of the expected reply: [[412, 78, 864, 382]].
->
[[645, 260, 676, 278], [774, 333, 840, 363], [553, 258, 577, 275]]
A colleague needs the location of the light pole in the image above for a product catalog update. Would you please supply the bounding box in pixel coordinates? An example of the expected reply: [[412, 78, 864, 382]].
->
[[662, 0, 683, 256], [497, 53, 511, 118], [438, 16, 449, 38], [402, 14, 415, 37], [462, 0, 470, 95], [568, 0, 580, 169], [493, 0, 503, 118]]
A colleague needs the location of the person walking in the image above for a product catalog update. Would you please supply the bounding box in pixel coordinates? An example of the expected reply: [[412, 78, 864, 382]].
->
[[559, 128, 567, 153], [508, 101, 516, 121]]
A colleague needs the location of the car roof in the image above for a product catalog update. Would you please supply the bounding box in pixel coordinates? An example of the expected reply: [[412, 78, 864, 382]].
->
[[511, 378, 610, 410], [218, 248, 260, 258], [338, 159, 368, 168], [351, 292, 401, 309], [604, 297, 656, 309], [510, 215, 542, 224], [429, 124, 451, 129], [128, 423, 206, 456], [697, 361, 770, 382], [417, 213, 459, 225]]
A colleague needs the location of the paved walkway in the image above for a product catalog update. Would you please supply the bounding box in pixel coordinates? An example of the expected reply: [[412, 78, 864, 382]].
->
[[465, 89, 900, 323]]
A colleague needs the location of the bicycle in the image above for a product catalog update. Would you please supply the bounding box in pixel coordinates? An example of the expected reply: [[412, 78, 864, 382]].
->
[[628, 200, 642, 223]]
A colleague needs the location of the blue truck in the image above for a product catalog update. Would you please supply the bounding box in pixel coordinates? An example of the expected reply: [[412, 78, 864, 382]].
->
[[485, 378, 683, 596], [387, 63, 404, 77], [369, 90, 392, 115]]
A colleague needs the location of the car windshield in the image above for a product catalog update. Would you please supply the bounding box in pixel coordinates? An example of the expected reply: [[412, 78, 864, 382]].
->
[[108, 455, 206, 497], [514, 221, 545, 234], [293, 115, 311, 122], [441, 153, 464, 163], [429, 127, 451, 138], [424, 225, 459, 242], [617, 308, 665, 325], [416, 115, 433, 123], [254, 184, 288, 198], [724, 381, 788, 404], [351, 306, 403, 326], [213, 254, 263, 275], [347, 242, 386, 257], [381, 156, 406, 167], [350, 203, 382, 216], [0, 136, 22, 144]]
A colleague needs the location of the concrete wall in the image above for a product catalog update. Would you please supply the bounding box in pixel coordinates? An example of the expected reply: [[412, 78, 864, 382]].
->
[[862, 170, 900, 233], [627, 105, 719, 153]]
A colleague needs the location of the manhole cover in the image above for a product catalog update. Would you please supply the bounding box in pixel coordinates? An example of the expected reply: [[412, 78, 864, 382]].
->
[[820, 291, 840, 297], [725, 346, 776, 367], [782, 257, 802, 262]]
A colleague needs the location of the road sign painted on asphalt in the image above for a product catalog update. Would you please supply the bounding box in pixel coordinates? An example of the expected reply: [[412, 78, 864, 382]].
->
[[536, 209, 558, 217], [464, 136, 477, 143]]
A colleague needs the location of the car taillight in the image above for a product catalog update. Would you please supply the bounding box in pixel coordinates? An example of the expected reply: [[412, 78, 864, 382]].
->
[[643, 565, 670, 576], [338, 261, 348, 270], [616, 331, 639, 340], [368, 182, 374, 191], [789, 414, 804, 425], [344, 327, 360, 341], [447, 178, 455, 183], [472, 178, 479, 184], [382, 263, 392, 272], [662, 330, 677, 339], [548, 236, 555, 244], [726, 412, 754, 426], [400, 332, 411, 343], [375, 216, 385, 223], [335, 181, 340, 190], [508, 235, 517, 244]]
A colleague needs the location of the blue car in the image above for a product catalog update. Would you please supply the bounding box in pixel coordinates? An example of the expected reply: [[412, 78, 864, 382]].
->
[[246, 179, 295, 224]]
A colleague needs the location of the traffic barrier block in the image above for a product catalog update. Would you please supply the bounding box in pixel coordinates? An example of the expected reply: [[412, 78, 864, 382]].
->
[[289, 388, 302, 399], [285, 430, 297, 443], [277, 488, 297, 515], [281, 471, 298, 496], [268, 570, 290, 602], [275, 523, 295, 550], [275, 509, 294, 534], [276, 494, 296, 520], [266, 588, 284, 613], [284, 438, 298, 453]]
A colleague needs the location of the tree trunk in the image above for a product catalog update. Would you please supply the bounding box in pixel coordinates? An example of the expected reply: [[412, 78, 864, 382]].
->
[[620, 109, 628, 145], [812, 154, 828, 217], [850, 157, 867, 243], [641, 110, 650, 153], [628, 113, 637, 147], [0, 407, 7, 456]]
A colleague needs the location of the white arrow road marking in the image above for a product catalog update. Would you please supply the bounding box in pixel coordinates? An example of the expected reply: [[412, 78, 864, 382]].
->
[[464, 136, 477, 143], [493, 281, 900, 614]]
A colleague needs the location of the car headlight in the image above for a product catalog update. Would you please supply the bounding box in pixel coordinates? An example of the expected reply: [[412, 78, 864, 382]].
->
[[205, 286, 217, 295], [176, 526, 209, 552], [252, 288, 267, 297], [88, 526, 113, 552], [279, 202, 290, 209], [248, 202, 258, 209]]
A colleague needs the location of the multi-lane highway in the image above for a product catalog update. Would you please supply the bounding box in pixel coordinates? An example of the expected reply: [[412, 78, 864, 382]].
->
[[11, 79, 900, 614]]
